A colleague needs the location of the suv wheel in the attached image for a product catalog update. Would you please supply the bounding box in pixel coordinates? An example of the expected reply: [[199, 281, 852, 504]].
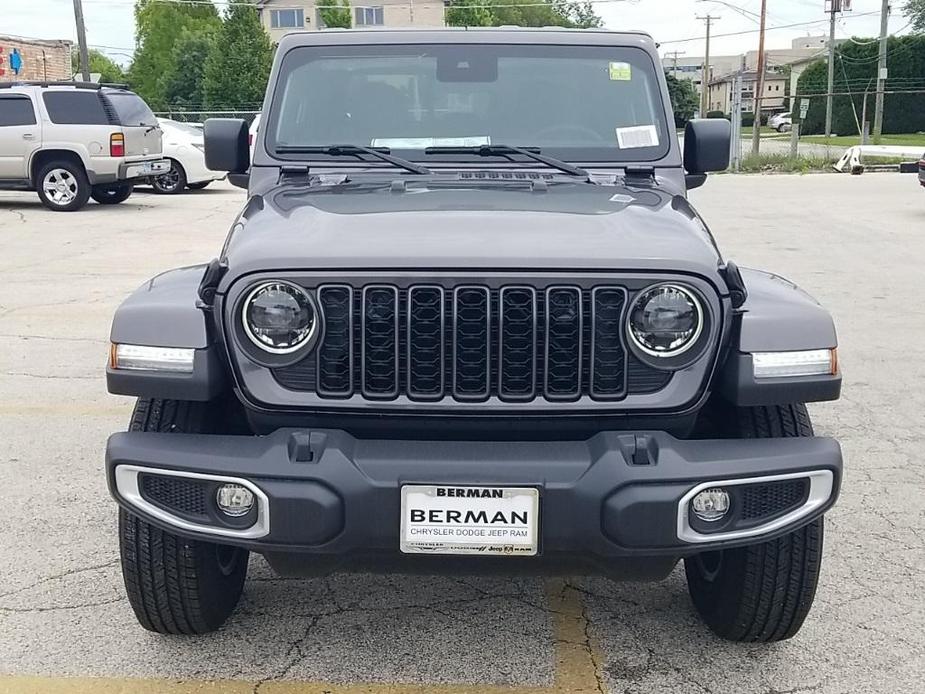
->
[[119, 399, 248, 634], [685, 404, 824, 642], [36, 161, 91, 212], [151, 159, 187, 194], [91, 183, 133, 205]]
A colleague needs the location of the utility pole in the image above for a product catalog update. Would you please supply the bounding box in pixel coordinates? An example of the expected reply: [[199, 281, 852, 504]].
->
[[872, 0, 890, 143], [750, 0, 768, 155], [72, 0, 91, 82], [824, 0, 841, 138], [665, 50, 686, 75], [696, 15, 719, 117]]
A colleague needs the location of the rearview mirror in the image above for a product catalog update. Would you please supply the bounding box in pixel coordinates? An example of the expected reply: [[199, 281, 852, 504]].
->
[[204, 118, 250, 174], [684, 119, 731, 189]]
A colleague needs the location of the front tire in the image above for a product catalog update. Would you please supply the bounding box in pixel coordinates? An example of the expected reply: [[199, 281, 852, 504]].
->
[[685, 404, 825, 642], [186, 181, 211, 190], [151, 159, 187, 194], [119, 399, 248, 634], [91, 182, 133, 205]]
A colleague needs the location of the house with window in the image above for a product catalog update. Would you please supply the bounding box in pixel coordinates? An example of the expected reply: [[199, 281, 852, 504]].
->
[[257, 0, 446, 42], [707, 71, 788, 116]]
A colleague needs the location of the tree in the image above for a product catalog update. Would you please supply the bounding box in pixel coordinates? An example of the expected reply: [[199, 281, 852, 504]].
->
[[905, 0, 925, 32], [71, 49, 124, 84], [796, 34, 925, 135], [129, 0, 220, 109], [446, 0, 603, 28], [162, 29, 216, 111], [665, 73, 698, 126], [446, 0, 493, 27], [202, 3, 274, 111], [317, 0, 352, 28]]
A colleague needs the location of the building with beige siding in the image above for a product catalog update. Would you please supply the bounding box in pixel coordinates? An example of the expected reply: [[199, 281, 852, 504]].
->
[[257, 0, 446, 42], [0, 35, 72, 83]]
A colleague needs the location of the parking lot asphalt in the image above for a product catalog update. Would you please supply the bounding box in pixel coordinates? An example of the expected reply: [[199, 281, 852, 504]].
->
[[1, 174, 923, 694]]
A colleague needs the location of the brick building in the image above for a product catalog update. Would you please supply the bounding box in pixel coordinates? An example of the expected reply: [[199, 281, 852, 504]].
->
[[0, 35, 73, 83]]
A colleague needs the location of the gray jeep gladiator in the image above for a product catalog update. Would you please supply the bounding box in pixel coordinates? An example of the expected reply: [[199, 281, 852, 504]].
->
[[105, 28, 843, 642]]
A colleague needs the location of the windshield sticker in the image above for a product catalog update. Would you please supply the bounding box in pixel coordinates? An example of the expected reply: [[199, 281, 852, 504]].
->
[[616, 125, 659, 149], [371, 136, 490, 149], [608, 62, 632, 81]]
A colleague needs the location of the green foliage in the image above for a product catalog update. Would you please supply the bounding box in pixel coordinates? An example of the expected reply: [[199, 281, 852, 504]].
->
[[162, 29, 216, 110], [446, 0, 603, 28], [905, 0, 925, 32], [796, 34, 925, 136], [736, 153, 838, 174], [665, 73, 698, 127], [202, 3, 274, 111], [446, 0, 493, 27], [71, 49, 124, 84], [129, 0, 220, 109], [317, 0, 352, 28]]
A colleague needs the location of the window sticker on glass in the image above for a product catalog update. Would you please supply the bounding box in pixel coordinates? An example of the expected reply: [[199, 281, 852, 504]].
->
[[371, 136, 491, 149], [608, 62, 632, 81], [616, 125, 659, 149]]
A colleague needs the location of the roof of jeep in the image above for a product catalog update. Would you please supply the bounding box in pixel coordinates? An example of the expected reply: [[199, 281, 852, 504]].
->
[[274, 27, 658, 51]]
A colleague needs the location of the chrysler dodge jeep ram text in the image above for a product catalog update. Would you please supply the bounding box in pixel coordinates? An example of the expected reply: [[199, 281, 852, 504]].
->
[[105, 29, 843, 642]]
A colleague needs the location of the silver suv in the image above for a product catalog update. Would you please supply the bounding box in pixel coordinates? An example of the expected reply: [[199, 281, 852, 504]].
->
[[0, 81, 169, 211]]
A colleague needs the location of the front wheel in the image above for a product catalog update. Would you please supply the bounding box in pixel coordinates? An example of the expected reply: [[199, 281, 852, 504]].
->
[[685, 404, 825, 642], [119, 399, 248, 634], [91, 183, 133, 205], [151, 159, 187, 194]]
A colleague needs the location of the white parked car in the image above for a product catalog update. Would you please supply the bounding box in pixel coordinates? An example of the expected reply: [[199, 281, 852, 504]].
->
[[768, 112, 792, 133], [150, 118, 225, 194]]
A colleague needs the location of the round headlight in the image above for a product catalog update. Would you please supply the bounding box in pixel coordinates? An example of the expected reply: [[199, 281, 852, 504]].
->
[[628, 284, 703, 357], [242, 281, 318, 354]]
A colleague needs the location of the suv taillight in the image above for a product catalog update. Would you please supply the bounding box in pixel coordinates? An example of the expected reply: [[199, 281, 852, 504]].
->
[[110, 133, 125, 157]]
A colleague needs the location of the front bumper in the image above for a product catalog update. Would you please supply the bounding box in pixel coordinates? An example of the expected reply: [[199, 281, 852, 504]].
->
[[107, 428, 842, 561]]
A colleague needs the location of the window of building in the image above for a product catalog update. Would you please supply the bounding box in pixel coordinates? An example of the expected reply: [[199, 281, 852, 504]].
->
[[42, 91, 110, 125], [354, 6, 384, 25], [0, 96, 37, 126], [270, 8, 305, 28]]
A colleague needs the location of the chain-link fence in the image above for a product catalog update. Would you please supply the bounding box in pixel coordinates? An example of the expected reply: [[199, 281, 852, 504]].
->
[[153, 110, 261, 125]]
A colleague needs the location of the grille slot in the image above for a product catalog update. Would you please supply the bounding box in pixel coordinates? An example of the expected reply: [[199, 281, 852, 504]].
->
[[140, 474, 209, 519], [591, 287, 628, 398], [407, 286, 445, 399], [544, 287, 582, 400], [453, 286, 491, 400], [499, 287, 537, 400], [272, 281, 678, 404], [741, 479, 809, 521], [316, 285, 353, 397], [361, 285, 399, 398]]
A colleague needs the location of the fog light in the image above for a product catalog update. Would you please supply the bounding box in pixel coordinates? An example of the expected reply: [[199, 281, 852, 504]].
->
[[216, 484, 255, 517], [691, 488, 730, 522]]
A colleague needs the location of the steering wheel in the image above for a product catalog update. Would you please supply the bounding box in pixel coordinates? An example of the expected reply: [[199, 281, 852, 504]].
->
[[532, 124, 606, 143]]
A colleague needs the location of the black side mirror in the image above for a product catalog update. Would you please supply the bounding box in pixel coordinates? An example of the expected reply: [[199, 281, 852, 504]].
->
[[204, 118, 249, 174], [684, 119, 731, 189]]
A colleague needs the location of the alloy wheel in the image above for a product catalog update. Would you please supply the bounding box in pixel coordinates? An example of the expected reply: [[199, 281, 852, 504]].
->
[[154, 165, 181, 193], [42, 168, 78, 206]]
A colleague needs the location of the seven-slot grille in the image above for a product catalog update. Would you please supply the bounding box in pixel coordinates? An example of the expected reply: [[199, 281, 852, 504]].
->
[[275, 283, 672, 403]]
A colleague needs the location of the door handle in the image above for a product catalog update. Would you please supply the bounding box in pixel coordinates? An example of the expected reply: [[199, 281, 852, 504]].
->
[[22, 133, 36, 140]]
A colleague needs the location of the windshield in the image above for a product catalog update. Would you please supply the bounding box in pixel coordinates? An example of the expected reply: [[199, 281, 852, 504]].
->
[[265, 43, 670, 164], [106, 91, 158, 127]]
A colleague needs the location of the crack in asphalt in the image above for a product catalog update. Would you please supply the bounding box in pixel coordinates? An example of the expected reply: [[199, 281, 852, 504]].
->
[[0, 558, 119, 601], [0, 596, 125, 614], [252, 614, 320, 693]]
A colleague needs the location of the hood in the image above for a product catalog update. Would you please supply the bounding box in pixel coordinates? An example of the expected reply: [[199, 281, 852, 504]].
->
[[220, 179, 724, 285]]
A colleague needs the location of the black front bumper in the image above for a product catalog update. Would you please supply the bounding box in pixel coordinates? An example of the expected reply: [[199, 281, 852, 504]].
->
[[106, 428, 842, 565]]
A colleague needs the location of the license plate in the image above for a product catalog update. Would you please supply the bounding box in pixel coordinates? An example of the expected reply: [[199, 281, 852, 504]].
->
[[400, 485, 539, 556]]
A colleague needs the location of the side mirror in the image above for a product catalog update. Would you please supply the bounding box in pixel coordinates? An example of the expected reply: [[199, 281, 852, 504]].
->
[[684, 119, 731, 189], [204, 118, 249, 174]]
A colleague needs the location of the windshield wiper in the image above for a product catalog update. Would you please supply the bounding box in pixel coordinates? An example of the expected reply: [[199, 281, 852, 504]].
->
[[275, 144, 432, 175], [424, 144, 591, 180]]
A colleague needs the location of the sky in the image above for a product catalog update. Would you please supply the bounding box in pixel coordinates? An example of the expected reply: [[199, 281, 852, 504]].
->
[[0, 0, 915, 66]]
